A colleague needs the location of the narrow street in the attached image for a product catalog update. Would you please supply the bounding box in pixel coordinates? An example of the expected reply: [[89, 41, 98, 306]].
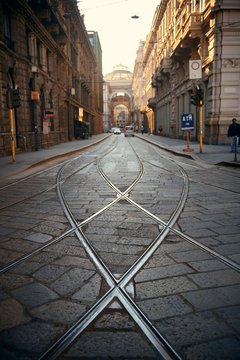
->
[[0, 134, 240, 360]]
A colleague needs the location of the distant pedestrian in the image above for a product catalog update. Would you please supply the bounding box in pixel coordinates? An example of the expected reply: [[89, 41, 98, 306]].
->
[[158, 126, 163, 135], [141, 126, 144, 135], [227, 118, 240, 152]]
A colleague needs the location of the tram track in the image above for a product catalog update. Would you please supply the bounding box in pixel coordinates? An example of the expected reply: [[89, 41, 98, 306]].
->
[[0, 135, 239, 359], [41, 136, 239, 359], [39, 136, 185, 360]]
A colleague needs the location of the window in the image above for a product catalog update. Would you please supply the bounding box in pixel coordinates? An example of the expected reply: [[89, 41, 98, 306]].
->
[[3, 7, 13, 49], [37, 40, 41, 66]]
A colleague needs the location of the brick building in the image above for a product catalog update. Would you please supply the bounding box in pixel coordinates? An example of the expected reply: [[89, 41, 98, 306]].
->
[[0, 0, 103, 155]]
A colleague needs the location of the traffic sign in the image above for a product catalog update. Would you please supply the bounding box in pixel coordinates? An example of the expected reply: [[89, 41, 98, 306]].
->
[[181, 113, 194, 130], [189, 60, 202, 79]]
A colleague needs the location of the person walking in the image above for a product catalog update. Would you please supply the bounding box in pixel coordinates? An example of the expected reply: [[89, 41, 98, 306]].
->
[[227, 118, 240, 152]]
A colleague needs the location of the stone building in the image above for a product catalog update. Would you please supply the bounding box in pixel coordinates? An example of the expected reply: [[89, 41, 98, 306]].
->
[[0, 0, 103, 155], [132, 0, 240, 144]]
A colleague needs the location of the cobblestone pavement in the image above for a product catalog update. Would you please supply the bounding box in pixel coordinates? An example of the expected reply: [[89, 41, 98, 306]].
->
[[0, 134, 239, 359]]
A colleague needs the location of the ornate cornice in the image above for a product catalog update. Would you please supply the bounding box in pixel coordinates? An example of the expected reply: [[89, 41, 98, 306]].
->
[[223, 59, 240, 68]]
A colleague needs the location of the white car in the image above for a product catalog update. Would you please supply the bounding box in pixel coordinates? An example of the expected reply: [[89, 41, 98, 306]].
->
[[114, 128, 121, 135], [125, 125, 134, 137]]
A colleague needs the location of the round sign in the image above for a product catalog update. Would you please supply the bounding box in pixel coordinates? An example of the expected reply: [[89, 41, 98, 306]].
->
[[191, 61, 200, 70]]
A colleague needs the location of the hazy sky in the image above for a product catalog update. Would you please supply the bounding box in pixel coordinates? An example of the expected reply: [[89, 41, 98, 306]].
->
[[79, 0, 160, 75]]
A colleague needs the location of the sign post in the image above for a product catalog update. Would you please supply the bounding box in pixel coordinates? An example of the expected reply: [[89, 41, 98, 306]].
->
[[199, 99, 203, 153], [189, 60, 203, 153], [7, 88, 21, 162], [9, 108, 16, 162], [181, 113, 194, 152]]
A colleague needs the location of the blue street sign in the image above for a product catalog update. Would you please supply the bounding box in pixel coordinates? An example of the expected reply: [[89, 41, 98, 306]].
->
[[181, 113, 194, 130]]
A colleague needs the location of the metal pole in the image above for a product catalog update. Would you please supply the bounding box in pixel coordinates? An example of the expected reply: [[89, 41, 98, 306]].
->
[[9, 108, 16, 162], [199, 100, 203, 153], [234, 136, 238, 162]]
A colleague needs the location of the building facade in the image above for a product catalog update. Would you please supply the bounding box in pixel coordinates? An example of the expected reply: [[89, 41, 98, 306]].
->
[[0, 0, 103, 155], [132, 0, 240, 144]]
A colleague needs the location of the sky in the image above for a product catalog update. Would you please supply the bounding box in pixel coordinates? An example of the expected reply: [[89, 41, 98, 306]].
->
[[78, 0, 160, 75]]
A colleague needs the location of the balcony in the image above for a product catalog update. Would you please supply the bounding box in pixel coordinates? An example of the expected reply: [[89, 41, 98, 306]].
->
[[189, 12, 202, 38], [171, 10, 202, 55], [159, 57, 171, 74]]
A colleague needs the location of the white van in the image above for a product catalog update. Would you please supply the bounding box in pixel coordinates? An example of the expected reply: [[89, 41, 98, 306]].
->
[[125, 125, 134, 137]]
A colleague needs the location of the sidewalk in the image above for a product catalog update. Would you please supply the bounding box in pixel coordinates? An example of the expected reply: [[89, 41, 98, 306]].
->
[[138, 133, 240, 167], [0, 134, 110, 179], [0, 133, 239, 179]]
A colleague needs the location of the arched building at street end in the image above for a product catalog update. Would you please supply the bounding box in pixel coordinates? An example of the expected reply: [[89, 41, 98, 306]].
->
[[103, 65, 134, 132]]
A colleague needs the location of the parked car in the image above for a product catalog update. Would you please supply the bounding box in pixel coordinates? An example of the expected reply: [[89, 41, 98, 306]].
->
[[114, 128, 121, 135], [125, 125, 134, 137]]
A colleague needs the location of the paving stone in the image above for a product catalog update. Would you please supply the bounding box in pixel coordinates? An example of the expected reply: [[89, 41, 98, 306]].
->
[[156, 310, 235, 349], [184, 228, 218, 238], [50, 268, 95, 296], [215, 234, 240, 244], [188, 259, 228, 272], [144, 254, 175, 268], [33, 264, 68, 283], [0, 227, 15, 235], [183, 337, 240, 360], [72, 273, 102, 301], [135, 276, 198, 300], [15, 260, 43, 275], [0, 298, 25, 330], [215, 305, 240, 332], [11, 282, 59, 307], [47, 243, 86, 257], [156, 241, 196, 254], [212, 225, 240, 235], [135, 263, 194, 282], [93, 241, 145, 255], [0, 273, 33, 290], [53, 256, 95, 269], [0, 319, 64, 357], [212, 243, 240, 255], [169, 249, 212, 262], [138, 294, 192, 321], [64, 331, 160, 359], [94, 311, 135, 329], [30, 299, 86, 325], [24, 232, 53, 243], [188, 269, 240, 288], [43, 215, 68, 223], [32, 224, 63, 237], [182, 285, 240, 310], [98, 251, 138, 270], [2, 238, 39, 253]]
